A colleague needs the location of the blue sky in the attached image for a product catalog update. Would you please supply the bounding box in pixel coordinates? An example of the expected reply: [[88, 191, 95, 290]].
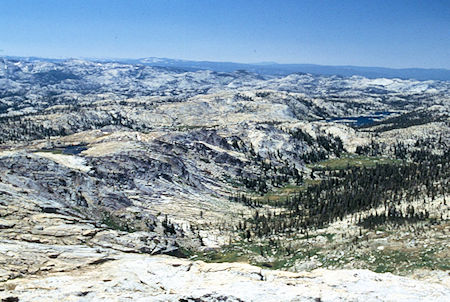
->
[[1, 0, 449, 68]]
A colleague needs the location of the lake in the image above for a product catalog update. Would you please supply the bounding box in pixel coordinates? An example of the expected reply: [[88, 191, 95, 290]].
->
[[326, 111, 397, 127]]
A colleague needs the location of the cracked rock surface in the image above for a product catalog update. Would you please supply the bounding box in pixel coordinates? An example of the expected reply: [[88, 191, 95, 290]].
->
[[1, 252, 449, 302], [0, 58, 449, 301]]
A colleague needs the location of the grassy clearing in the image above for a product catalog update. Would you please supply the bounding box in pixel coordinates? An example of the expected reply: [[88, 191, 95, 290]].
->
[[34, 148, 64, 154], [186, 244, 248, 264], [101, 212, 137, 232], [205, 153, 446, 275], [355, 247, 450, 274], [308, 154, 401, 170], [185, 239, 323, 271], [182, 223, 449, 275], [255, 180, 321, 205], [252, 155, 400, 205], [175, 124, 218, 131]]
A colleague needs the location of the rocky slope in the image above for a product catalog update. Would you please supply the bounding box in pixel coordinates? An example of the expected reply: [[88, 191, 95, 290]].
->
[[2, 250, 449, 302], [0, 57, 449, 301]]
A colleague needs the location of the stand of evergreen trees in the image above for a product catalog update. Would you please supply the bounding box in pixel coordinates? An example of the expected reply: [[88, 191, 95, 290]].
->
[[236, 147, 448, 240]]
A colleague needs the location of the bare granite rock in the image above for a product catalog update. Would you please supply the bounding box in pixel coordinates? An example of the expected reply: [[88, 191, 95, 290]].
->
[[0, 251, 448, 302]]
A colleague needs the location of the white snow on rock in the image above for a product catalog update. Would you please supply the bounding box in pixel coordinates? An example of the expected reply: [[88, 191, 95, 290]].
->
[[34, 152, 91, 173]]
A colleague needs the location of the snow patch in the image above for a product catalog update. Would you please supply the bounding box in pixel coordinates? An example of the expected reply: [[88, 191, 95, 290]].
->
[[34, 152, 91, 172]]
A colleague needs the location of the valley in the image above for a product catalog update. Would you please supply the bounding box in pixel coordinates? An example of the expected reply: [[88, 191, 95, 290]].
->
[[0, 58, 448, 301]]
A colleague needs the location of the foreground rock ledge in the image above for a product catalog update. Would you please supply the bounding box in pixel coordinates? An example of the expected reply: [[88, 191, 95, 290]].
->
[[1, 252, 449, 302]]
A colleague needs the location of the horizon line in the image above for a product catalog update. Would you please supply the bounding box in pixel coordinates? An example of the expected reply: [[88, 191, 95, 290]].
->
[[2, 54, 450, 72]]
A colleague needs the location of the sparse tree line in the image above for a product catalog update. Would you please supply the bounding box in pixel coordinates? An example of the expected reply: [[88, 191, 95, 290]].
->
[[0, 95, 194, 143], [234, 146, 448, 240], [359, 110, 449, 132], [231, 129, 345, 195], [0, 109, 157, 143], [356, 136, 448, 159], [289, 129, 345, 161]]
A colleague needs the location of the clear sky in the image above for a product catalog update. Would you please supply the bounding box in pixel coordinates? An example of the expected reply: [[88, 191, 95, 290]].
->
[[1, 0, 449, 68]]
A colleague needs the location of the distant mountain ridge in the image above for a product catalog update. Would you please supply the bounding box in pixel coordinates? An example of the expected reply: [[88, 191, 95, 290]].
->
[[3, 56, 450, 81], [131, 57, 450, 81]]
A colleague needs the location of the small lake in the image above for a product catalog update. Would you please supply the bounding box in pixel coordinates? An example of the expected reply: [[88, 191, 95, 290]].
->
[[37, 144, 88, 155], [62, 145, 88, 155], [325, 111, 397, 127]]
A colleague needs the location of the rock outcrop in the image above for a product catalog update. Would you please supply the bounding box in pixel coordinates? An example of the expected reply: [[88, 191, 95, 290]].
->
[[0, 58, 449, 301], [1, 250, 449, 301]]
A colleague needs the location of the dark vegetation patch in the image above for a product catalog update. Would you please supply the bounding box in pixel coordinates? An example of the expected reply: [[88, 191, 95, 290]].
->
[[359, 110, 448, 132], [235, 147, 448, 239], [33, 70, 80, 84]]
